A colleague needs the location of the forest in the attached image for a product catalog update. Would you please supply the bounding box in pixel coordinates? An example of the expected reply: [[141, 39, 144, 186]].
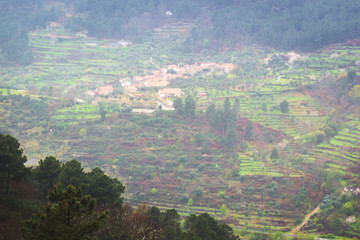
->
[[210, 0, 360, 51], [2, 0, 360, 65], [0, 0, 61, 65]]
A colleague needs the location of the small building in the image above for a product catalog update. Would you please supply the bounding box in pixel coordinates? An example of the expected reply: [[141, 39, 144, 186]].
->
[[125, 85, 137, 93], [198, 92, 207, 97], [119, 77, 131, 83], [96, 85, 113, 95], [85, 91, 95, 96], [158, 88, 184, 98], [85, 42, 98, 47], [121, 81, 131, 88], [50, 22, 58, 28], [133, 76, 144, 83], [168, 64, 179, 71], [263, 57, 271, 65], [74, 98, 84, 103], [221, 63, 235, 72], [167, 74, 184, 80], [176, 67, 188, 75]]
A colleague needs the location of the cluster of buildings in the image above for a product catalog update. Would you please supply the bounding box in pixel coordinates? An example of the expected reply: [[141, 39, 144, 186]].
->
[[85, 85, 114, 96], [158, 88, 183, 98], [167, 62, 235, 75], [84, 62, 235, 101], [120, 62, 235, 93]]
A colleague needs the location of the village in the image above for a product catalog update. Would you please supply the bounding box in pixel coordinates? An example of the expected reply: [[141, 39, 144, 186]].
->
[[83, 61, 236, 113]]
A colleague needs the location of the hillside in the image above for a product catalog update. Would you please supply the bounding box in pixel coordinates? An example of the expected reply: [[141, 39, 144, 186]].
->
[[1, 1, 360, 238], [2, 0, 360, 66]]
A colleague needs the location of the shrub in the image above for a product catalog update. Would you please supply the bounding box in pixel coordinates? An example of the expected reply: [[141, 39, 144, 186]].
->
[[328, 122, 339, 134], [315, 130, 326, 144], [270, 148, 279, 159], [198, 164, 206, 172], [279, 100, 289, 114], [218, 191, 225, 198], [302, 132, 317, 145], [319, 234, 335, 239], [341, 202, 355, 216], [324, 127, 336, 139]]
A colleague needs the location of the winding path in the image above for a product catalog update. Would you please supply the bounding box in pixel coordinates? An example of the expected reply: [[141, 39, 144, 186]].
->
[[291, 205, 320, 236], [149, 57, 161, 69]]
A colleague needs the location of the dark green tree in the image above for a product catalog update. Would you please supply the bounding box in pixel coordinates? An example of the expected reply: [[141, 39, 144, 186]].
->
[[195, 133, 205, 147], [206, 103, 216, 127], [33, 156, 62, 191], [206, 103, 216, 118], [146, 207, 183, 240], [59, 159, 86, 188], [184, 213, 236, 240], [347, 70, 357, 87], [161, 209, 183, 240], [0, 133, 27, 198], [184, 95, 196, 119], [321, 170, 342, 194], [279, 100, 289, 114], [326, 210, 342, 234], [223, 97, 231, 112], [22, 184, 108, 240], [86, 167, 125, 206], [99, 104, 106, 122], [173, 97, 184, 114], [232, 98, 240, 117], [261, 103, 267, 112], [223, 111, 236, 134], [294, 186, 308, 208], [1, 31, 33, 65], [270, 148, 279, 160], [245, 121, 254, 140], [225, 127, 238, 150]]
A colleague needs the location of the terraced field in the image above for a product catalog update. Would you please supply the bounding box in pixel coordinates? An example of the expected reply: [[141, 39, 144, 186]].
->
[[238, 154, 302, 177], [306, 118, 360, 175], [152, 17, 195, 39], [2, 22, 360, 234]]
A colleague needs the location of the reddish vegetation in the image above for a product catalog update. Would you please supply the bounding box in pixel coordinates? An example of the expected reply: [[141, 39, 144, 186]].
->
[[124, 143, 136, 150], [237, 117, 287, 141], [209, 142, 224, 150], [165, 138, 175, 145], [347, 166, 360, 175], [346, 39, 360, 46]]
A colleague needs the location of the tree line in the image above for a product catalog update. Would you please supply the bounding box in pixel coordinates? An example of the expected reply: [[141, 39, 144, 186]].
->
[[70, 0, 360, 51], [3, 0, 360, 65], [209, 0, 360, 51]]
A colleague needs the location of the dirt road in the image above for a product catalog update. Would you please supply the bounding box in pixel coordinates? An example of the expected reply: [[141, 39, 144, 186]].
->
[[291, 205, 320, 236]]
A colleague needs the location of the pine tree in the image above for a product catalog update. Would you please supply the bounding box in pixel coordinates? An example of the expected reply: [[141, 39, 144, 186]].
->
[[33, 156, 62, 192], [173, 97, 184, 114], [245, 121, 254, 140], [184, 95, 196, 119], [22, 184, 108, 240], [0, 133, 27, 198]]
